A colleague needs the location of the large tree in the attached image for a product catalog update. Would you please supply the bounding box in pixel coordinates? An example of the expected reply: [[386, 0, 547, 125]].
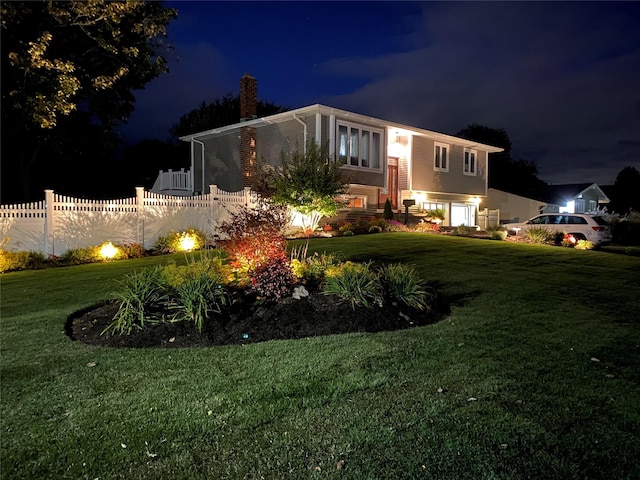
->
[[1, 1, 177, 202], [608, 166, 640, 215], [456, 123, 548, 199], [170, 94, 289, 140]]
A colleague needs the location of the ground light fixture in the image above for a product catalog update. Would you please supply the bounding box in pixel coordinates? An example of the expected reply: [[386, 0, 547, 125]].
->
[[98, 241, 120, 260], [177, 232, 198, 252], [513, 227, 521, 240]]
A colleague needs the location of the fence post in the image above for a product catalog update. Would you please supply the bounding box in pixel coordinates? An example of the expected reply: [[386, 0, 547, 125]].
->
[[135, 186, 145, 246], [44, 189, 54, 255]]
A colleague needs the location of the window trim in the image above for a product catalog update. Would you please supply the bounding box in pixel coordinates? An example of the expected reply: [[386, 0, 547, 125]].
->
[[463, 148, 477, 176], [434, 142, 449, 172], [336, 120, 383, 171]]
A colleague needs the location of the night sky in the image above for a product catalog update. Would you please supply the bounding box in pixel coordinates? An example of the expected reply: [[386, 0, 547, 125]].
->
[[121, 1, 640, 186]]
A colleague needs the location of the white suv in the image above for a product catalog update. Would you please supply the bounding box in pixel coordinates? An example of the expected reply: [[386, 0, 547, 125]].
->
[[503, 213, 612, 245]]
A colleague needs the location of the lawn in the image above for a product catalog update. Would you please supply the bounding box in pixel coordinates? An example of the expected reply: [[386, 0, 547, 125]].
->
[[1, 233, 639, 479]]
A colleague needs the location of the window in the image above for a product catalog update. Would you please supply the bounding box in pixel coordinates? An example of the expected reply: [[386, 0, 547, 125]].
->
[[434, 143, 449, 172], [464, 149, 477, 176], [337, 121, 382, 170]]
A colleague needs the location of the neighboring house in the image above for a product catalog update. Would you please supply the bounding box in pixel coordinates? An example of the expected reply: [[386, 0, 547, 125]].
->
[[540, 183, 610, 214], [154, 74, 503, 227], [485, 188, 547, 224]]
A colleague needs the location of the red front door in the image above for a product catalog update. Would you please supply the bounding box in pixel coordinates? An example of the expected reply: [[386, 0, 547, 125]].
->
[[378, 163, 399, 209]]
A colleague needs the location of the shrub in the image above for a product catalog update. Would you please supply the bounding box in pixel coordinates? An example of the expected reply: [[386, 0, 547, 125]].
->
[[342, 230, 354, 236], [526, 227, 556, 245], [383, 199, 394, 219], [414, 221, 440, 233], [103, 266, 168, 336], [452, 225, 477, 236], [368, 225, 383, 234], [338, 221, 353, 234], [0, 250, 29, 273], [249, 257, 295, 301], [323, 261, 382, 309], [491, 230, 507, 241], [153, 228, 206, 254], [217, 204, 289, 274], [121, 243, 146, 259], [353, 218, 374, 234], [59, 246, 99, 265], [575, 239, 594, 250], [385, 219, 409, 232], [379, 263, 435, 311], [170, 270, 229, 332]]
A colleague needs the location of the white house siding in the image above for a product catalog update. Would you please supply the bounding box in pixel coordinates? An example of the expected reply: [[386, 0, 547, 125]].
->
[[485, 188, 546, 223]]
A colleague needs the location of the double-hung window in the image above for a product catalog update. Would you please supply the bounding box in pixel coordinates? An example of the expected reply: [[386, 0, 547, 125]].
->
[[434, 143, 449, 172], [337, 121, 382, 170], [464, 149, 477, 176]]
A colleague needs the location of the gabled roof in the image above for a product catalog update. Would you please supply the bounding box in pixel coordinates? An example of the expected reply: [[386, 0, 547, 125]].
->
[[543, 183, 610, 205], [179, 103, 504, 153]]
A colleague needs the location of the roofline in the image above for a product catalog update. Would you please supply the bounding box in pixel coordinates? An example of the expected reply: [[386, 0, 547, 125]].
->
[[179, 103, 504, 153]]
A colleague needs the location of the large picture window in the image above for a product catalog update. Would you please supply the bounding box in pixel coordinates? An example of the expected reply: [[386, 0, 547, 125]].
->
[[434, 143, 449, 172], [464, 149, 477, 176], [337, 121, 382, 170]]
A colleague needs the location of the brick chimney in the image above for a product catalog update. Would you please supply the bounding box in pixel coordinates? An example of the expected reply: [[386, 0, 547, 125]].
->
[[240, 73, 257, 121], [240, 73, 257, 186]]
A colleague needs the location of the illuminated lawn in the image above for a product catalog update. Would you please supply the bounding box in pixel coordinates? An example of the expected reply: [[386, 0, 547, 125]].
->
[[2, 233, 639, 479]]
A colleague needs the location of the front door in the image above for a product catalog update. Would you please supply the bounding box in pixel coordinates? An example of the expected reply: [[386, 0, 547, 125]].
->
[[387, 164, 398, 209]]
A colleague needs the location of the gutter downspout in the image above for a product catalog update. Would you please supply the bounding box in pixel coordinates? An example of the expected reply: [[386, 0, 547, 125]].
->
[[193, 139, 205, 194], [293, 112, 307, 153]]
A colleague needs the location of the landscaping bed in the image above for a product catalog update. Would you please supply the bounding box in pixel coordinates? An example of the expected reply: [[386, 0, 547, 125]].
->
[[68, 288, 447, 348]]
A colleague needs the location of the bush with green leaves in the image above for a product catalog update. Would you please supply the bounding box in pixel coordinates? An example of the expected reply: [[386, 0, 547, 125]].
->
[[0, 249, 50, 273], [383, 199, 394, 219], [323, 261, 382, 309], [490, 230, 507, 240], [452, 225, 477, 236], [169, 270, 229, 332], [59, 246, 100, 264], [379, 263, 435, 311], [291, 249, 343, 284], [103, 266, 168, 335], [525, 226, 556, 245], [103, 254, 231, 335], [152, 228, 207, 254], [575, 239, 594, 250]]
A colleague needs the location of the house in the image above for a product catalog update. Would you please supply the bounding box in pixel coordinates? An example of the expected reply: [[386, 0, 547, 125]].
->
[[540, 183, 610, 214], [485, 188, 548, 224], [155, 74, 503, 227]]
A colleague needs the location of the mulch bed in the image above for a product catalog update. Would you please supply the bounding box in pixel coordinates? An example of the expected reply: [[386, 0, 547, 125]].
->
[[67, 291, 448, 349]]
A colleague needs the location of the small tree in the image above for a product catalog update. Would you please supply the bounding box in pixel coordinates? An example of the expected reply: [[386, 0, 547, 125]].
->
[[383, 199, 394, 219], [253, 140, 350, 234]]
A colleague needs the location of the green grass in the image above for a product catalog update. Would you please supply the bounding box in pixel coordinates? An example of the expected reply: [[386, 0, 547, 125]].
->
[[2, 234, 640, 479]]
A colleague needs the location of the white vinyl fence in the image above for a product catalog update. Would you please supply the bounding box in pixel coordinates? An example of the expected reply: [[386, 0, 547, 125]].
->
[[0, 186, 257, 256]]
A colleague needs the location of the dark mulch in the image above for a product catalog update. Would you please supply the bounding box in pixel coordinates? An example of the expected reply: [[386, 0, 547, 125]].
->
[[67, 291, 449, 349]]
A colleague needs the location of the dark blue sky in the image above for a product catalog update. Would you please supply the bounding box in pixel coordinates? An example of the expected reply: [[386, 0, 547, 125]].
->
[[121, 1, 640, 186]]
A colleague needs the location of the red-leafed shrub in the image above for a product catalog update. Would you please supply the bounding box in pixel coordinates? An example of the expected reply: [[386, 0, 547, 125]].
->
[[217, 203, 289, 276], [249, 257, 295, 301]]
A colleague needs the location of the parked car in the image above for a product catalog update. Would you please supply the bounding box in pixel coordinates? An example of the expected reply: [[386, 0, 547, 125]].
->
[[503, 213, 612, 245]]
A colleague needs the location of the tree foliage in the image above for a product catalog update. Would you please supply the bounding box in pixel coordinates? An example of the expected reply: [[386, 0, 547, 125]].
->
[[252, 141, 350, 233], [1, 1, 177, 202], [170, 94, 289, 139], [456, 123, 547, 199], [608, 166, 640, 215]]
